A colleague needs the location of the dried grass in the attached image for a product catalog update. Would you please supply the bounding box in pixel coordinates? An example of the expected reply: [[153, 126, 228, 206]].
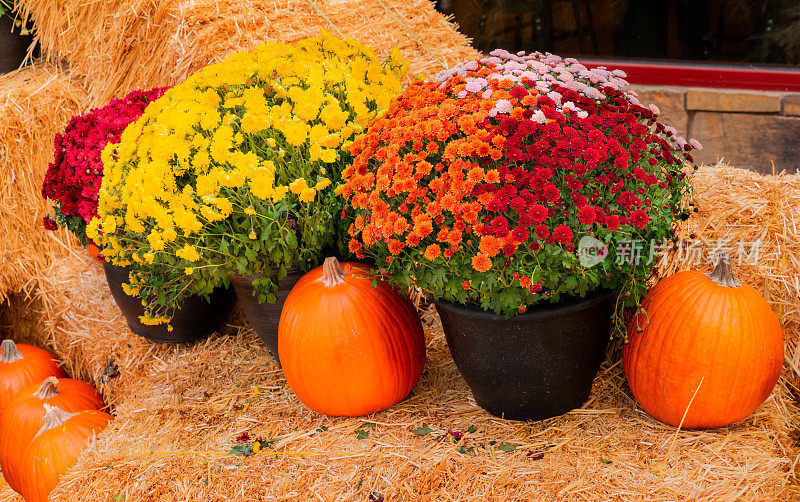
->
[[44, 332, 800, 501], [19, 0, 480, 105], [1, 161, 799, 499], [0, 63, 88, 303]]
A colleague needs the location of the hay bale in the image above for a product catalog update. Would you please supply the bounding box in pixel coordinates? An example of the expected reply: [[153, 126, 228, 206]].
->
[[0, 251, 791, 500], [20, 0, 480, 104], [0, 64, 89, 302], [658, 163, 800, 387], [0, 485, 20, 501], [48, 328, 800, 501]]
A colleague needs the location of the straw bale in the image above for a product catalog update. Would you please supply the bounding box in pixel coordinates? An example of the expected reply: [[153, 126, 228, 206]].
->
[[47, 327, 800, 501], [19, 0, 480, 105], [0, 63, 88, 302], [658, 163, 800, 389], [0, 483, 19, 501], [0, 245, 793, 501]]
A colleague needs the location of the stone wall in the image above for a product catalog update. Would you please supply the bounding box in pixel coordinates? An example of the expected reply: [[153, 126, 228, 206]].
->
[[633, 86, 800, 174]]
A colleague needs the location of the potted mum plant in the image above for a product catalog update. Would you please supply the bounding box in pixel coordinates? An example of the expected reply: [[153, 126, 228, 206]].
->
[[41, 88, 235, 345], [88, 34, 408, 354], [0, 1, 32, 74], [342, 49, 701, 420]]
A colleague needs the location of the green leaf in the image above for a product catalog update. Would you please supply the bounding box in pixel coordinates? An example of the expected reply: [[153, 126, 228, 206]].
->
[[467, 425, 476, 433], [600, 457, 612, 465], [355, 429, 369, 440], [412, 425, 432, 436], [228, 443, 255, 457], [498, 443, 516, 452]]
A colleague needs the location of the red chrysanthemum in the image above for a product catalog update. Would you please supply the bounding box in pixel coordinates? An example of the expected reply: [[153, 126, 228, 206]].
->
[[552, 225, 573, 244], [629, 209, 650, 229], [577, 206, 596, 225]]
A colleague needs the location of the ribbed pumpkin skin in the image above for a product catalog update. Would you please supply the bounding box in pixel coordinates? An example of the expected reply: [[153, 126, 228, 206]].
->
[[0, 343, 66, 414], [19, 410, 112, 502], [0, 378, 104, 492], [623, 270, 783, 429], [279, 262, 425, 416]]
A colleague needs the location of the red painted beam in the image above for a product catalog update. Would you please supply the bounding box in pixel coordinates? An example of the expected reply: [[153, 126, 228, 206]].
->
[[581, 59, 800, 92]]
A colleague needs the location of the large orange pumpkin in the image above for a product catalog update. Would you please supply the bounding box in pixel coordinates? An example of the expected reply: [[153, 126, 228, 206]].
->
[[19, 404, 112, 502], [0, 340, 65, 415], [0, 377, 104, 492], [623, 251, 783, 429], [279, 257, 425, 416]]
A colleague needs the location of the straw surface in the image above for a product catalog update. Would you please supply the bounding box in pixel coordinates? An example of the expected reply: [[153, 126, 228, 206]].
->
[[20, 0, 480, 105], [0, 63, 88, 303]]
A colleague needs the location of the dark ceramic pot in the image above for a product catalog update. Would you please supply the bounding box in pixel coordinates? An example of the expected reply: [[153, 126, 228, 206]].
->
[[230, 267, 305, 363], [103, 262, 236, 344], [0, 16, 33, 74], [435, 290, 615, 421]]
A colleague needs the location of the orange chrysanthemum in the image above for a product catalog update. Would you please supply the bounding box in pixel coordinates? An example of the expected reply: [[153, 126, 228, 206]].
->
[[484, 169, 500, 184], [388, 239, 404, 255], [471, 253, 492, 272], [478, 235, 501, 257], [467, 167, 484, 183], [424, 243, 441, 260]]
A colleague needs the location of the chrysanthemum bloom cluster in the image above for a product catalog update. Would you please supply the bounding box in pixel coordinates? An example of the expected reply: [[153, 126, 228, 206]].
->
[[343, 49, 700, 322], [41, 87, 168, 245], [88, 33, 408, 324]]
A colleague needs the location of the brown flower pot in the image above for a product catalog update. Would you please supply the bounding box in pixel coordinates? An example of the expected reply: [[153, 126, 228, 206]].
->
[[103, 262, 236, 343], [231, 268, 305, 364], [0, 16, 33, 74]]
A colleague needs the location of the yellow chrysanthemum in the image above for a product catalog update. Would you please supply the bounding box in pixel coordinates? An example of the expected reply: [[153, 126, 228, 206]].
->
[[176, 244, 201, 262], [288, 178, 308, 195], [299, 187, 317, 202]]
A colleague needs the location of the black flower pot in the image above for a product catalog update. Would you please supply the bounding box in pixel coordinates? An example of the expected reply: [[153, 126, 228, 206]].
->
[[103, 262, 236, 344], [435, 290, 615, 421], [230, 268, 305, 364], [0, 16, 33, 74]]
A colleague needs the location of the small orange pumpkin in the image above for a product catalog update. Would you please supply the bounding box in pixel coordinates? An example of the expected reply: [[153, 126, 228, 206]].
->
[[279, 257, 426, 416], [0, 377, 105, 492], [19, 404, 112, 502], [623, 251, 783, 429], [0, 340, 66, 415]]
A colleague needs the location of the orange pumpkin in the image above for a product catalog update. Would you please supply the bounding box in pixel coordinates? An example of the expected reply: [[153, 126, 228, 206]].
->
[[19, 404, 112, 502], [623, 251, 783, 429], [0, 377, 104, 492], [279, 257, 425, 416], [0, 340, 65, 415]]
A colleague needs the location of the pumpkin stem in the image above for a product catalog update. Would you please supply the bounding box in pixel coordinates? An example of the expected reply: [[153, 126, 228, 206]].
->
[[35, 404, 77, 438], [0, 340, 23, 363], [706, 250, 741, 287], [34, 376, 60, 399], [321, 257, 346, 287]]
